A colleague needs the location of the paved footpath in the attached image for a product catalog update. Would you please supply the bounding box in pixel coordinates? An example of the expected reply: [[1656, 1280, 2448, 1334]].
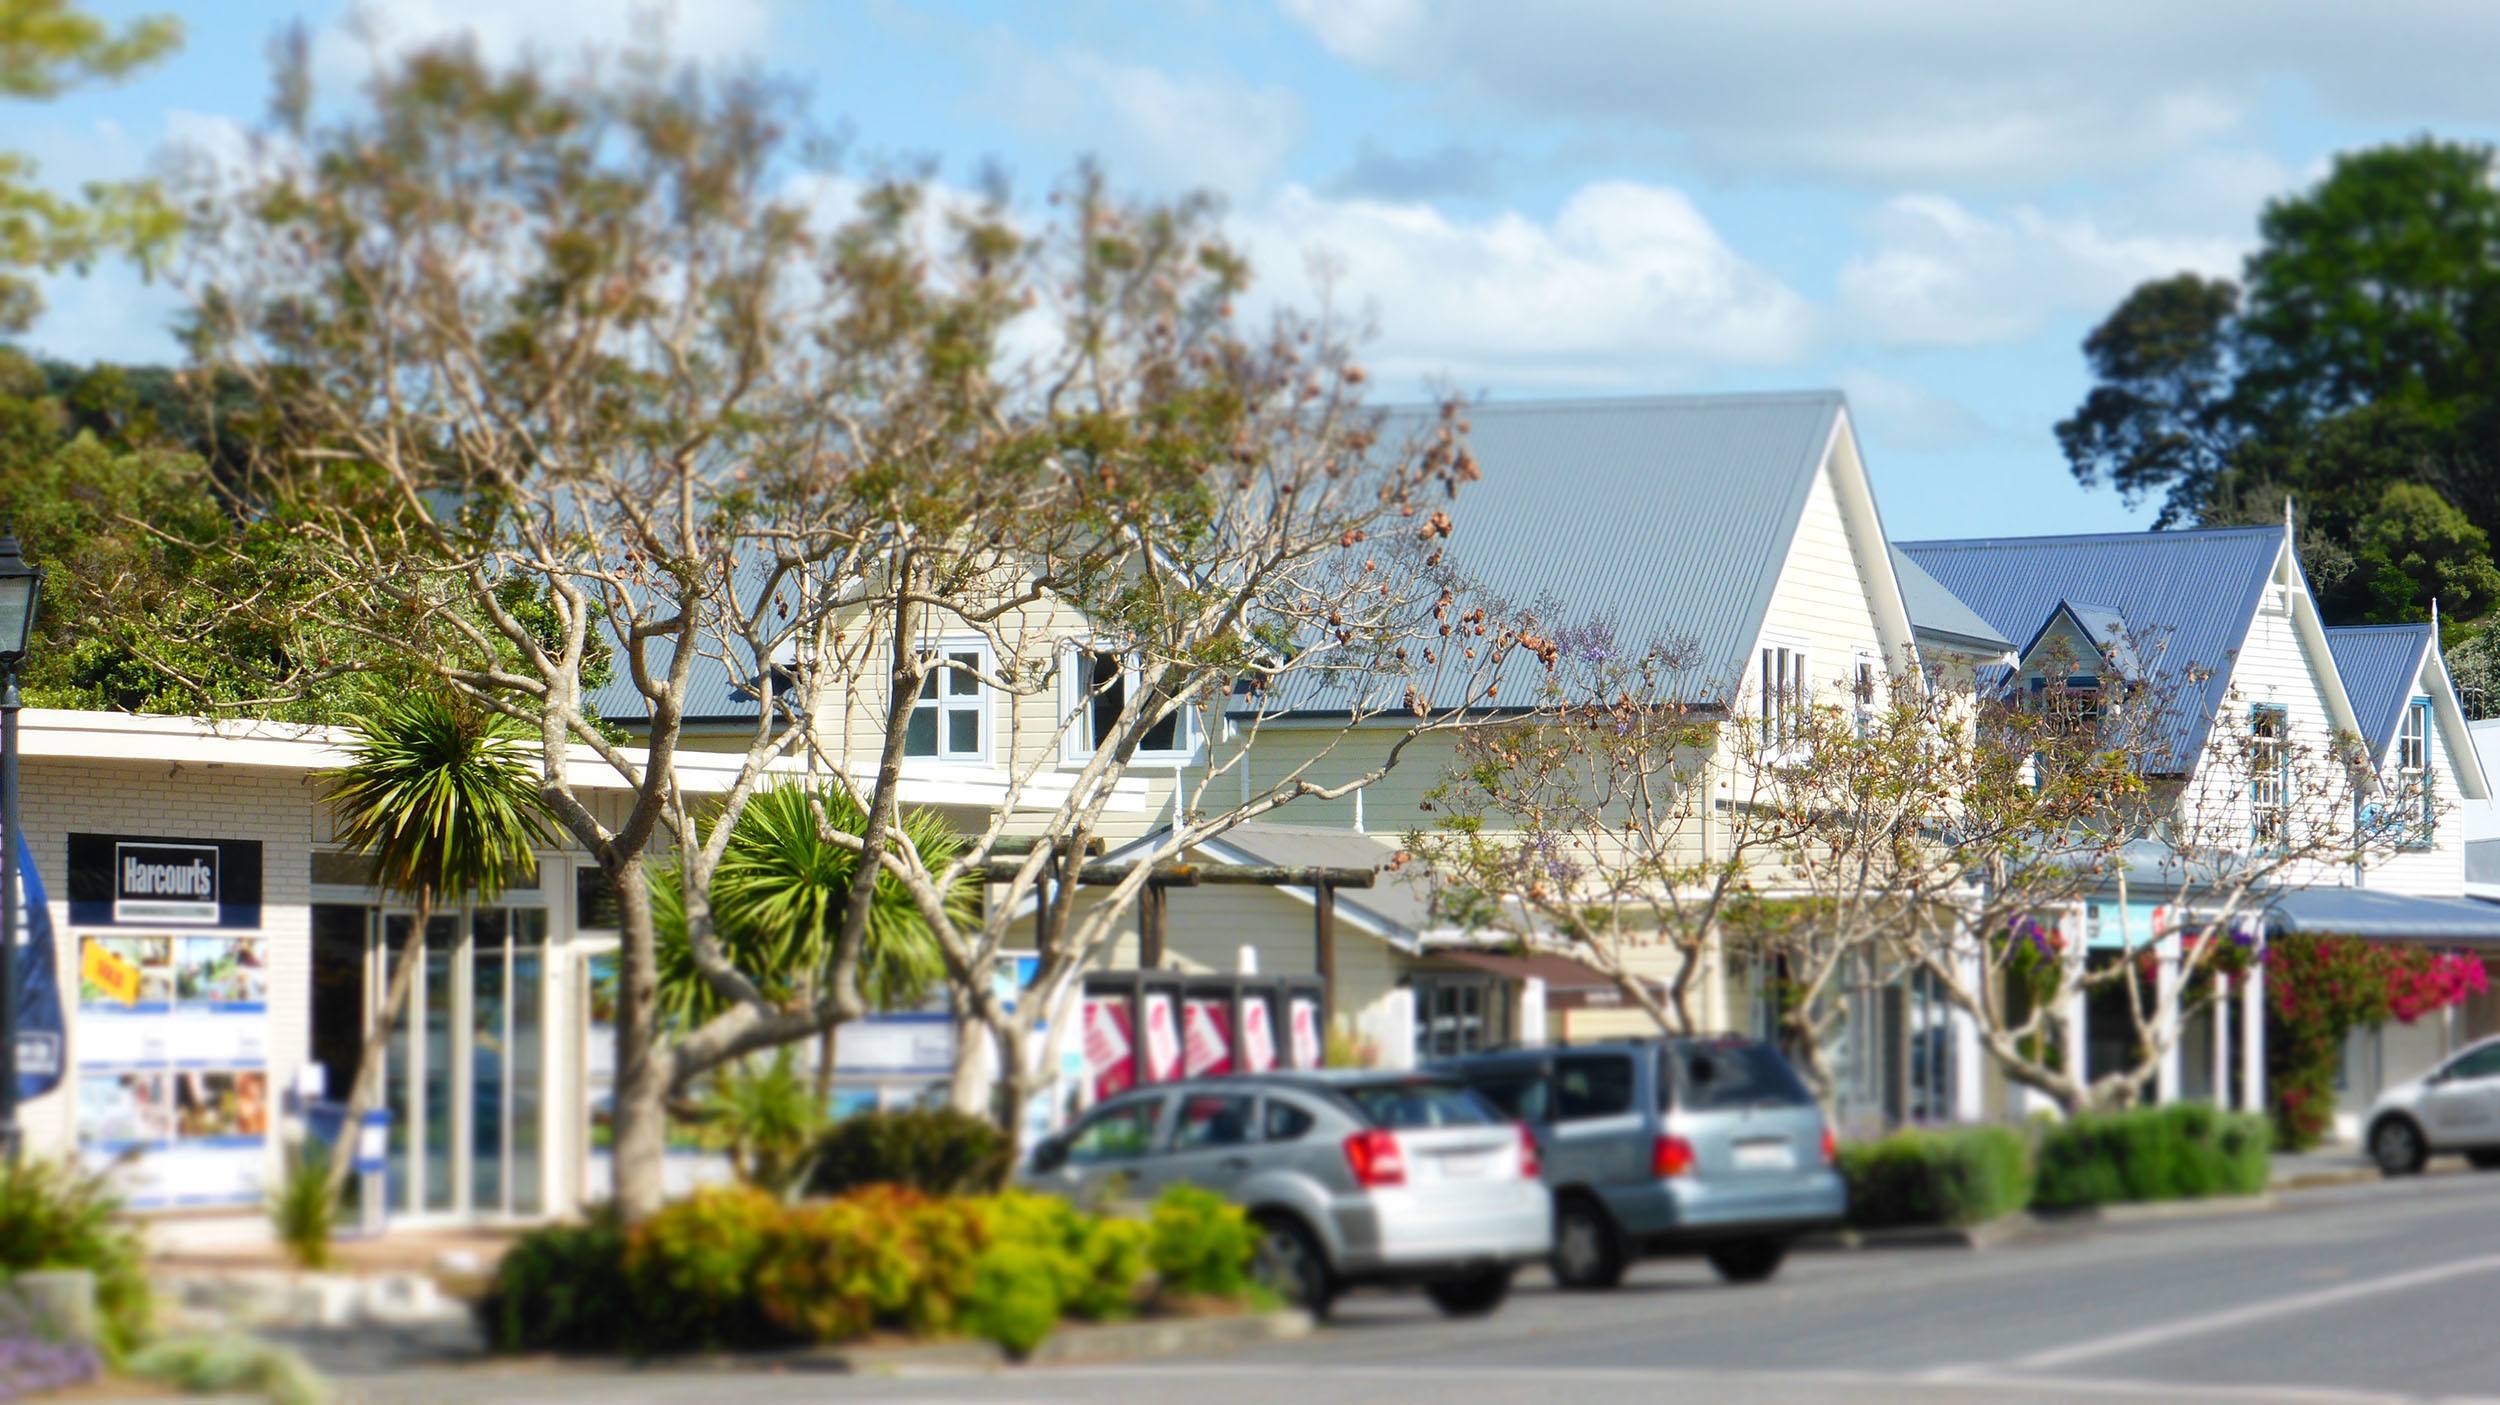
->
[[337, 1170, 2500, 1404]]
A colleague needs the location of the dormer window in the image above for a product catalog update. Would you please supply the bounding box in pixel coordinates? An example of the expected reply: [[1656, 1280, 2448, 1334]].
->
[[2397, 696, 2434, 846], [2251, 704, 2288, 845], [1759, 645, 1807, 747]]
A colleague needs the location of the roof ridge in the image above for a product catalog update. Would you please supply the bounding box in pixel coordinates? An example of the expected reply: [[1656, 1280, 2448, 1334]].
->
[[2324, 622, 2434, 635], [1378, 389, 1843, 416], [1897, 524, 2283, 550]]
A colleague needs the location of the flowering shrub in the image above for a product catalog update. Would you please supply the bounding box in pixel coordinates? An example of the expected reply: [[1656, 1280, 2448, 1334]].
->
[[2266, 934, 2489, 1149], [0, 1292, 99, 1400]]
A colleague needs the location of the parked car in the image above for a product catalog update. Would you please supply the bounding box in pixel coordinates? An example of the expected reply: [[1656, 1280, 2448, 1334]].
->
[[1018, 1071, 1552, 1318], [2364, 1035, 2500, 1175], [1434, 1036, 1843, 1288]]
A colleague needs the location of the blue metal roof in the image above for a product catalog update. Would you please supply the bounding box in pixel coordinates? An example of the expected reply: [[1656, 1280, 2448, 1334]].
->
[[2270, 887, 2500, 943], [1888, 546, 2009, 652], [1896, 526, 2287, 773], [1265, 391, 1849, 714], [2324, 625, 2432, 761]]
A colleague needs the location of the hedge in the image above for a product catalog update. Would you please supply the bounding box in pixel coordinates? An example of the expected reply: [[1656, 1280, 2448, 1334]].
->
[[479, 1181, 1248, 1357], [1838, 1126, 2033, 1229], [2030, 1103, 2270, 1212]]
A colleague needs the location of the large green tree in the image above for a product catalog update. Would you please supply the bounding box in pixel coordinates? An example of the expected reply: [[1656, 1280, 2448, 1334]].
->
[[2061, 138, 2500, 651]]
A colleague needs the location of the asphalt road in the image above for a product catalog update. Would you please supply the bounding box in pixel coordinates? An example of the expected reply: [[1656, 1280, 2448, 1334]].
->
[[344, 1170, 2500, 1404]]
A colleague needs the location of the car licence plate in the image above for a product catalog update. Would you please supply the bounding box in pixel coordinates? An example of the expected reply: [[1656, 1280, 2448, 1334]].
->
[[1731, 1140, 1795, 1170]]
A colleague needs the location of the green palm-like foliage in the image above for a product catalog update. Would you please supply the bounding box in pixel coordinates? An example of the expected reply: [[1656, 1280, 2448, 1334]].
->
[[655, 782, 973, 1027], [318, 692, 554, 1196]]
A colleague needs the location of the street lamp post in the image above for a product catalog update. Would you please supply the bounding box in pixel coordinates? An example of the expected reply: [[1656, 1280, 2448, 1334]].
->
[[0, 528, 43, 1164]]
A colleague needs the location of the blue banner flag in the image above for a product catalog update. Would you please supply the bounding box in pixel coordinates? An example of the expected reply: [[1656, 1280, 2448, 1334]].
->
[[12, 830, 64, 1103]]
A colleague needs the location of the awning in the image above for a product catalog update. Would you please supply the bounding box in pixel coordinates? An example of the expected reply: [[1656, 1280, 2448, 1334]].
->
[[1430, 950, 1654, 1011], [2268, 888, 2500, 944]]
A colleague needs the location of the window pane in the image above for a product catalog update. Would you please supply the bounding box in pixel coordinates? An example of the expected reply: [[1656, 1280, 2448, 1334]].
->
[[1554, 1056, 1636, 1121], [1173, 1094, 1255, 1150], [947, 708, 981, 755], [948, 652, 981, 697], [1087, 653, 1124, 751], [919, 672, 939, 699], [1472, 1075, 1548, 1124], [1341, 1079, 1498, 1128], [1068, 1100, 1158, 1163], [1263, 1099, 1316, 1142], [905, 709, 938, 756], [1676, 1039, 1816, 1110]]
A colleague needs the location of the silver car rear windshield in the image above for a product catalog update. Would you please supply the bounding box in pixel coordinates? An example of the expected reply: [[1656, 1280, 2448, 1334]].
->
[[1339, 1079, 1501, 1128], [1669, 1040, 1815, 1110]]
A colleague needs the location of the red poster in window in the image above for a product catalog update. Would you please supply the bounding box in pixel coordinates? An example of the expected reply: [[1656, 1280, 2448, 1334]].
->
[[1084, 998, 1134, 1099], [1288, 996, 1322, 1068], [1141, 992, 1182, 1082], [1241, 998, 1277, 1072], [1183, 998, 1233, 1076]]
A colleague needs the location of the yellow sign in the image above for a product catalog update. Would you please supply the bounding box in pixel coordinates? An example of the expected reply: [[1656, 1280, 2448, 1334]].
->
[[82, 941, 141, 1006]]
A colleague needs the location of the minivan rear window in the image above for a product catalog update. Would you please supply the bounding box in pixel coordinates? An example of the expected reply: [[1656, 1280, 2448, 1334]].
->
[[1672, 1040, 1815, 1110], [1339, 1079, 1500, 1128]]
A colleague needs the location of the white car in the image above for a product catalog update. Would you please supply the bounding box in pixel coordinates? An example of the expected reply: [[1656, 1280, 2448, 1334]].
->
[[2364, 1036, 2500, 1175]]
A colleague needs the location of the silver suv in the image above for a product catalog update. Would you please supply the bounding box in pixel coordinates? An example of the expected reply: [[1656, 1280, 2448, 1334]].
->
[[1019, 1071, 1552, 1318], [2365, 1035, 2500, 1175], [1436, 1037, 1844, 1288]]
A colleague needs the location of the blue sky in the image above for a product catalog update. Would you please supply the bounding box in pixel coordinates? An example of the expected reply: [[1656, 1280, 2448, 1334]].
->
[[21, 1, 2500, 539]]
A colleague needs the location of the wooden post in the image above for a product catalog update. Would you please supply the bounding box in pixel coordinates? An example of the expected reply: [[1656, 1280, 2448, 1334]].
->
[[1034, 843, 1058, 965], [1140, 883, 1166, 969], [1315, 880, 1337, 1038]]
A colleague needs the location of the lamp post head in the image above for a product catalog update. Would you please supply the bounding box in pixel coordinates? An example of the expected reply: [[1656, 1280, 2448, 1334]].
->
[[0, 525, 42, 666]]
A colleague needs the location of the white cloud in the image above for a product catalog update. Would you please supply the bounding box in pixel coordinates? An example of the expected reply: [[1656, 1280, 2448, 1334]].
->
[[1274, 0, 2500, 187], [1837, 195, 2245, 348], [1235, 180, 1815, 389], [973, 38, 1304, 199], [314, 0, 773, 87]]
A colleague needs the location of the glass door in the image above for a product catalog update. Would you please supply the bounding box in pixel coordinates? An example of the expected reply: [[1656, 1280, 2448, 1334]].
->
[[374, 905, 548, 1219]]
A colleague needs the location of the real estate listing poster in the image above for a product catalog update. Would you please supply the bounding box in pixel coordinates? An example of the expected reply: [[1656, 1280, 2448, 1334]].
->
[[74, 932, 270, 1208]]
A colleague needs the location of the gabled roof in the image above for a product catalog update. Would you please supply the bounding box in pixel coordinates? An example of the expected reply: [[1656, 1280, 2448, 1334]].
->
[[2020, 600, 2143, 679], [1896, 526, 2287, 772], [1262, 391, 1859, 714], [2324, 624, 2435, 761], [1889, 546, 2009, 654]]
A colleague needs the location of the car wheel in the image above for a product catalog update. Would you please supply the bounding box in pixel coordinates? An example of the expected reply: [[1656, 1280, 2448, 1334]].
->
[[1424, 1266, 1513, 1318], [1252, 1212, 1336, 1319], [2372, 1116, 2428, 1177], [1550, 1197, 1627, 1290], [2469, 1148, 2500, 1171], [1706, 1237, 1789, 1285]]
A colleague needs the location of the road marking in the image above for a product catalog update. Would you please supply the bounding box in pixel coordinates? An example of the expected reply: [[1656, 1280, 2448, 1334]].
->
[[2009, 1252, 2500, 1371]]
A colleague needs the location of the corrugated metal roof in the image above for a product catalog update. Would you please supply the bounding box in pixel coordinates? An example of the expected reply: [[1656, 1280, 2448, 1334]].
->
[[1896, 526, 2286, 772], [586, 556, 800, 726], [1888, 546, 2009, 652], [1265, 391, 1847, 714], [2270, 887, 2500, 942], [1196, 823, 1434, 938], [2324, 625, 2432, 761]]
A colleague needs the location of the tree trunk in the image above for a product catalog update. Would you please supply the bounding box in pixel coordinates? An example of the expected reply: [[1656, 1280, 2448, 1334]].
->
[[813, 1022, 839, 1108], [322, 890, 434, 1199], [611, 856, 672, 1222]]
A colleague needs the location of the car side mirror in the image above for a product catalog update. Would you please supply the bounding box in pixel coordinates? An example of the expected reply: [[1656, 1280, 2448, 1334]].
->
[[1031, 1136, 1069, 1173]]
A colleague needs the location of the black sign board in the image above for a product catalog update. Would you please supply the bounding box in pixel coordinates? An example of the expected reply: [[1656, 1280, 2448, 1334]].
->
[[67, 833, 263, 929]]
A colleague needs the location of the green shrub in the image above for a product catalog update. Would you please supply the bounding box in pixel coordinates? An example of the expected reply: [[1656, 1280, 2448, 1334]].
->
[[980, 1190, 1149, 1324], [809, 1108, 1008, 1197], [621, 1186, 788, 1350], [1839, 1126, 2034, 1229], [0, 1157, 150, 1358], [753, 1185, 982, 1342], [476, 1209, 637, 1353], [268, 1143, 337, 1271], [127, 1333, 329, 1405], [1146, 1185, 1258, 1299], [962, 1241, 1062, 1356], [2032, 1104, 2271, 1211]]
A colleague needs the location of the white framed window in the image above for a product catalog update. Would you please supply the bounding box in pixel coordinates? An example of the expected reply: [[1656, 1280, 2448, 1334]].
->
[[1851, 653, 1880, 737], [2250, 704, 2288, 845], [1759, 644, 1808, 747], [1063, 645, 1198, 763], [905, 641, 992, 764], [2397, 696, 2434, 846]]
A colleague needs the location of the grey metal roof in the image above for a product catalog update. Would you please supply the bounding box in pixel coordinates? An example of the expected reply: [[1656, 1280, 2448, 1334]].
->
[[1260, 391, 1849, 715], [2324, 625, 2432, 761], [1896, 526, 2287, 773], [1888, 546, 2009, 653], [1195, 822, 1435, 939], [586, 556, 801, 727], [2269, 887, 2500, 943]]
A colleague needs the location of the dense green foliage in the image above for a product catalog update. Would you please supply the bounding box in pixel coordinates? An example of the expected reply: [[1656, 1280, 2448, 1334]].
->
[[1838, 1126, 2035, 1230], [702, 1050, 828, 1198], [267, 1143, 336, 1271], [2030, 1105, 2271, 1211], [2062, 139, 2500, 683], [479, 1183, 1237, 1357], [808, 1107, 1011, 1198], [324, 693, 556, 908], [0, 1157, 148, 1358]]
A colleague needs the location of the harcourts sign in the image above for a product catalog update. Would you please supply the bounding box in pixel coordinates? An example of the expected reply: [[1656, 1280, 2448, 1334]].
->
[[115, 843, 219, 925]]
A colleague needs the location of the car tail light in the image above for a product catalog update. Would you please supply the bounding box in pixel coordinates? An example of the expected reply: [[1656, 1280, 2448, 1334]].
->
[[1820, 1127, 1838, 1165], [1344, 1128, 1407, 1188], [1653, 1134, 1695, 1178], [1517, 1124, 1541, 1179]]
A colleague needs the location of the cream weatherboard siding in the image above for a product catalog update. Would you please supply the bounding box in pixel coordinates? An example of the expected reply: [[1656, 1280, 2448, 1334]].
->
[[2188, 543, 2354, 883], [2361, 649, 2476, 896]]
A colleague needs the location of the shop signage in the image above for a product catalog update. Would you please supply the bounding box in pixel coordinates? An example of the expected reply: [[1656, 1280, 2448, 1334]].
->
[[66, 834, 262, 930]]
